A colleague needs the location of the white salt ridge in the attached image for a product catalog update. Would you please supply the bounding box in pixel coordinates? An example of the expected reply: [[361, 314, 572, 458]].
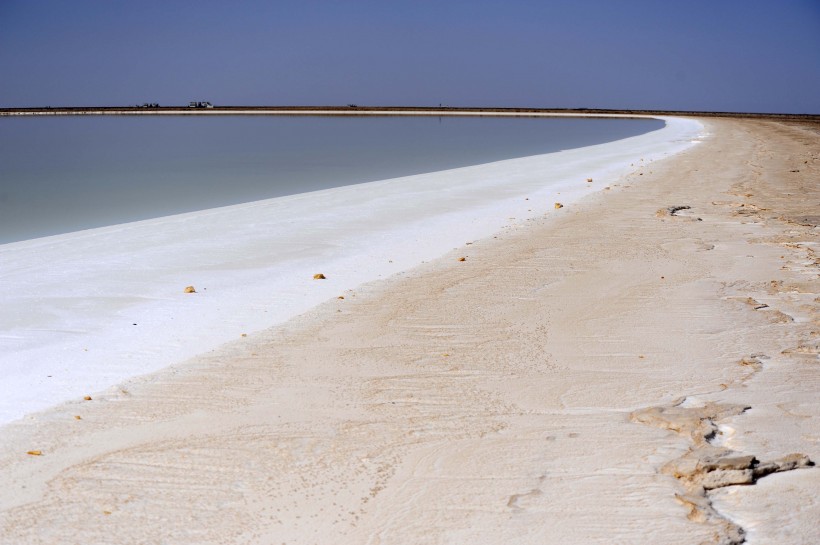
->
[[0, 115, 703, 426]]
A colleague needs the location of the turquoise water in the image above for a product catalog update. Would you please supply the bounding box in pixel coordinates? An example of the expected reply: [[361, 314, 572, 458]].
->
[[0, 115, 662, 244]]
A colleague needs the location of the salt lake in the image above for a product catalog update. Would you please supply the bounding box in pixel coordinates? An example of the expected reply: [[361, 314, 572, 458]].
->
[[0, 115, 662, 244]]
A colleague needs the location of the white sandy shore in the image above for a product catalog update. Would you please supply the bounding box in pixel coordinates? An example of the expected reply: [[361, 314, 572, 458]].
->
[[0, 116, 817, 545], [0, 115, 701, 425]]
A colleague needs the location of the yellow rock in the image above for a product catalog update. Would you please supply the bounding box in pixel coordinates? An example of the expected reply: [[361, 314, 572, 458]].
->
[[313, 273, 326, 280], [337, 296, 345, 300], [74, 415, 82, 420], [83, 395, 92, 401], [554, 202, 564, 209], [184, 285, 196, 293], [27, 450, 42, 456], [586, 178, 593, 182], [458, 257, 466, 262]]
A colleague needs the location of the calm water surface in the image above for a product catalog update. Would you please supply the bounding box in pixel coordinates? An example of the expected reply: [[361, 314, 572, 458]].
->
[[0, 115, 662, 243]]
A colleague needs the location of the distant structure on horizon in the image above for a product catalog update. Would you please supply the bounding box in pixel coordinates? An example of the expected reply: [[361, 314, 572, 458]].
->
[[189, 101, 214, 109]]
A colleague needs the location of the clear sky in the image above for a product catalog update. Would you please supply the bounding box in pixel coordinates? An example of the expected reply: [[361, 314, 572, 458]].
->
[[1, 0, 818, 113]]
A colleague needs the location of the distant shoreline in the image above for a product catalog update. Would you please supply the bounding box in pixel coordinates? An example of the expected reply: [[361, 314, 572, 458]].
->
[[1, 105, 818, 121]]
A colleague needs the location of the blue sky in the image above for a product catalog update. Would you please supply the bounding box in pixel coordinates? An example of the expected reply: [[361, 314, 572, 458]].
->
[[1, 0, 818, 112]]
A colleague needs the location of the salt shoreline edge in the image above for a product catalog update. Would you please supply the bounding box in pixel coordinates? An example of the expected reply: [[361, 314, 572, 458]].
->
[[0, 114, 704, 426]]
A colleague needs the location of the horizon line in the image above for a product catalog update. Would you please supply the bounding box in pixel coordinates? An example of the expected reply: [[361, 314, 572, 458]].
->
[[0, 105, 818, 119]]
